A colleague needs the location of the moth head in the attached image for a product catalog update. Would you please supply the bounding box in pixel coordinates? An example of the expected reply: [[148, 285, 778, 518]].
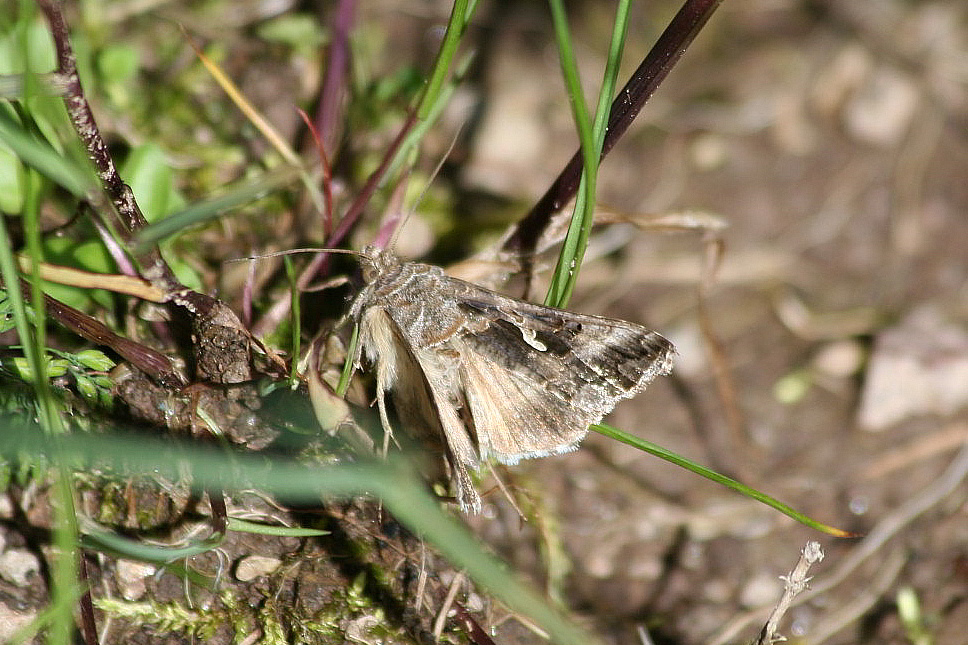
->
[[359, 245, 400, 283]]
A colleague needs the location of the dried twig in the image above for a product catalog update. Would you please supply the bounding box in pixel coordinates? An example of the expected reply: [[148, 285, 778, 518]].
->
[[433, 572, 465, 641], [696, 232, 751, 479], [315, 0, 355, 157], [36, 0, 181, 297], [808, 547, 906, 643], [753, 541, 824, 645]]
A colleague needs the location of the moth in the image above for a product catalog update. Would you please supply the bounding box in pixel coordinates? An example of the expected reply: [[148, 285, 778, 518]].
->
[[347, 246, 675, 513]]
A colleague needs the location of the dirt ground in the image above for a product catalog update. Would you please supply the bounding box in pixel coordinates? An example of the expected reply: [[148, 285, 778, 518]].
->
[[1, 1, 965, 644]]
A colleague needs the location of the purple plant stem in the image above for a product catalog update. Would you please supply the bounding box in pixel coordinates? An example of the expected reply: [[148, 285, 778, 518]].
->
[[315, 0, 355, 158]]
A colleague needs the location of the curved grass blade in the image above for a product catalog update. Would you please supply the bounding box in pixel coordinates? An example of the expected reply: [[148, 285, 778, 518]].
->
[[544, 0, 630, 308], [1, 424, 601, 645], [134, 164, 301, 247], [593, 423, 858, 537], [226, 518, 328, 537], [79, 525, 224, 565]]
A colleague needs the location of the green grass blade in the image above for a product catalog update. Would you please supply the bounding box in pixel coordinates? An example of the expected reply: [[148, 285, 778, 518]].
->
[[226, 518, 328, 537], [0, 106, 95, 197], [593, 423, 856, 537], [79, 526, 224, 564], [416, 0, 473, 121], [134, 164, 302, 247], [1, 425, 601, 645], [336, 322, 359, 397], [544, 0, 630, 308], [284, 255, 300, 384]]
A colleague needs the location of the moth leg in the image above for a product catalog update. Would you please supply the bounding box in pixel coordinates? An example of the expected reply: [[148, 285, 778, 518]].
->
[[374, 377, 395, 456], [452, 462, 482, 514], [485, 463, 524, 520]]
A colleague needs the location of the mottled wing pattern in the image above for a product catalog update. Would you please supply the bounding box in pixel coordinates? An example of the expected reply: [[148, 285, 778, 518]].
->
[[455, 337, 590, 463], [454, 294, 674, 463]]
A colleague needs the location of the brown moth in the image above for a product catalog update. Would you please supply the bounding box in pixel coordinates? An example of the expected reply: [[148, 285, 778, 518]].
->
[[348, 246, 675, 513]]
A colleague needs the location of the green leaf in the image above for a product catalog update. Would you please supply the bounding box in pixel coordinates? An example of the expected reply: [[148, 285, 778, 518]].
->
[[9, 356, 33, 381], [92, 375, 114, 390], [0, 15, 56, 75], [97, 43, 140, 108], [74, 374, 97, 401], [226, 518, 328, 537], [74, 349, 116, 372], [96, 43, 139, 84], [256, 14, 327, 50], [119, 143, 179, 223], [0, 142, 26, 212], [46, 357, 69, 378]]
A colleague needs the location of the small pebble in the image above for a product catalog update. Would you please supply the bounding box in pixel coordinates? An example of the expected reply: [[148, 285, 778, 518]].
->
[[115, 559, 156, 600], [844, 66, 919, 147], [0, 605, 37, 642], [812, 339, 865, 378], [739, 572, 781, 607], [0, 548, 41, 586], [235, 555, 282, 582]]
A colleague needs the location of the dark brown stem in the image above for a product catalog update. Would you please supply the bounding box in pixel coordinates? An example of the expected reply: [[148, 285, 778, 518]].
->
[[297, 109, 420, 289], [503, 0, 725, 257], [330, 110, 420, 251], [37, 0, 251, 382], [35, 0, 183, 297], [32, 282, 185, 387], [78, 555, 100, 645], [208, 491, 228, 535]]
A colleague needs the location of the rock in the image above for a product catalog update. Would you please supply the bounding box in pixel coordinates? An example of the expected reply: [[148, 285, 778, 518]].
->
[[115, 559, 157, 600], [859, 308, 968, 430], [0, 604, 37, 642], [0, 548, 41, 586], [235, 555, 282, 582]]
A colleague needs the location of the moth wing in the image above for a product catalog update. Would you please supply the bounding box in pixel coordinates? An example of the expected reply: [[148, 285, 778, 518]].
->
[[360, 305, 482, 512], [453, 290, 674, 463], [455, 339, 590, 463], [406, 343, 482, 513]]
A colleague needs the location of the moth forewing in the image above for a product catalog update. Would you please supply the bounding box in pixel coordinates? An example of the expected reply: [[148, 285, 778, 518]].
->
[[408, 343, 482, 512], [357, 306, 398, 429], [347, 247, 675, 513], [454, 308, 675, 464]]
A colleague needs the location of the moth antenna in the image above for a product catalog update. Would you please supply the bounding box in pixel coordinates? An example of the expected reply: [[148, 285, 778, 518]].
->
[[227, 248, 367, 263], [385, 122, 466, 252]]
